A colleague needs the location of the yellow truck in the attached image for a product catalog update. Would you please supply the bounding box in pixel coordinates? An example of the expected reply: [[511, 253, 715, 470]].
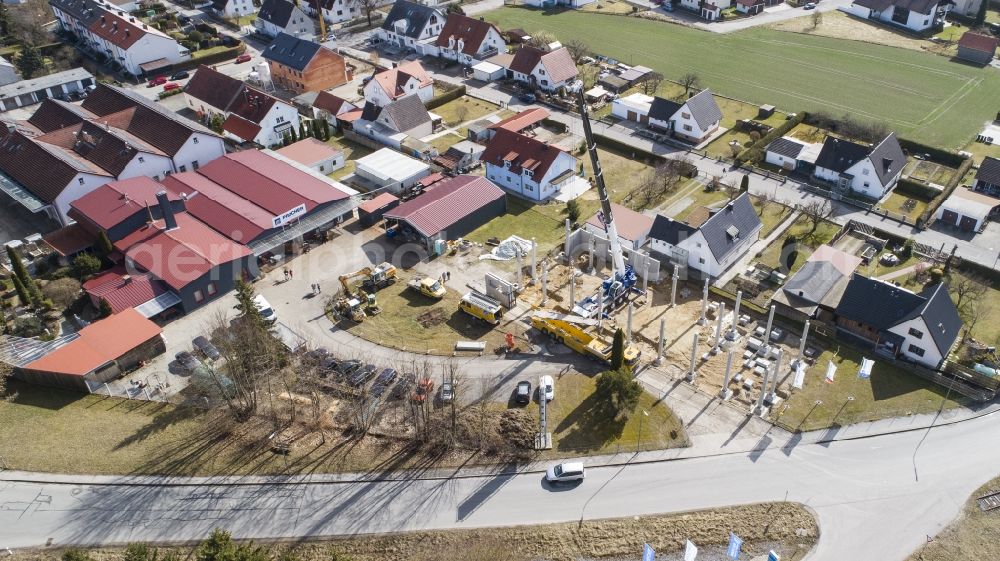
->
[[531, 315, 640, 367], [460, 292, 503, 325], [407, 276, 447, 299]]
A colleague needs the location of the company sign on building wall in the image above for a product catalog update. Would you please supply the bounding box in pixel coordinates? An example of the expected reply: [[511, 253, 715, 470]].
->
[[272, 203, 307, 227]]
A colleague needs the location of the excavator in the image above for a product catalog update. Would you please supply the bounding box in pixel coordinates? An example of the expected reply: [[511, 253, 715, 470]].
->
[[338, 262, 398, 297]]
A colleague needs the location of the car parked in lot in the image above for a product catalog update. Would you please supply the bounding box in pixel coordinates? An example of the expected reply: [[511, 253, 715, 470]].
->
[[336, 359, 362, 378], [235, 53, 252, 63], [147, 76, 167, 87], [349, 364, 378, 387], [192, 336, 220, 361], [175, 351, 201, 372], [539, 375, 554, 402], [253, 294, 277, 323], [545, 462, 585, 484], [170, 70, 190, 80], [803, 2, 816, 8], [371, 368, 399, 397], [318, 357, 340, 377], [515, 380, 531, 405], [392, 373, 416, 400], [412, 377, 434, 402], [518, 92, 536, 104], [440, 381, 454, 403], [303, 347, 330, 365]]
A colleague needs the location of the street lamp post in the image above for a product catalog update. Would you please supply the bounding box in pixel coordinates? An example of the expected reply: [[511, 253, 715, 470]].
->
[[636, 409, 649, 453]]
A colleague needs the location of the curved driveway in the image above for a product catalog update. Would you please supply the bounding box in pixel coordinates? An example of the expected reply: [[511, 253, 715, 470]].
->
[[1, 405, 997, 560]]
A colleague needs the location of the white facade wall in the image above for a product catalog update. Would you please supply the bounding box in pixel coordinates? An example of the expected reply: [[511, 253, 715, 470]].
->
[[251, 102, 300, 147], [610, 96, 651, 121], [766, 151, 797, 170], [52, 172, 114, 226], [218, 0, 255, 18], [118, 152, 175, 181], [363, 76, 433, 106], [172, 133, 227, 173], [671, 103, 717, 142], [815, 158, 898, 200], [485, 151, 575, 202], [530, 61, 573, 92], [888, 317, 945, 368], [86, 26, 189, 76], [255, 8, 313, 38]]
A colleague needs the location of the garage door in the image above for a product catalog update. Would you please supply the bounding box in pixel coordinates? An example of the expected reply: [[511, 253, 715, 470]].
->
[[960, 215, 978, 231], [941, 209, 959, 226], [627, 110, 637, 122], [640, 115, 649, 125]]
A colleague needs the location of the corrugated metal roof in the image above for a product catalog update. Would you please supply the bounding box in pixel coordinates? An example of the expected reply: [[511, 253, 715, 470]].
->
[[70, 176, 180, 231], [385, 175, 504, 237]]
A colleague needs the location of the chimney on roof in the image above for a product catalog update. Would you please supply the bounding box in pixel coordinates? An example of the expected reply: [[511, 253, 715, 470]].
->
[[156, 190, 177, 231]]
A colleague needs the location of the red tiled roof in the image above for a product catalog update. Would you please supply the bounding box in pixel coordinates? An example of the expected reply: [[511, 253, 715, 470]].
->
[[83, 266, 172, 315], [222, 113, 263, 142], [24, 309, 162, 376], [117, 212, 251, 291], [371, 61, 433, 101], [162, 171, 270, 243], [70, 177, 181, 231], [585, 203, 653, 242], [0, 129, 103, 204], [184, 65, 245, 113], [358, 192, 399, 214], [339, 108, 364, 122], [418, 172, 446, 188], [313, 91, 354, 115], [489, 107, 550, 132], [88, 12, 148, 50], [510, 46, 578, 84], [227, 85, 279, 124], [958, 32, 999, 53], [43, 223, 95, 256], [27, 99, 95, 132], [81, 85, 208, 157], [481, 128, 570, 179], [276, 138, 343, 167], [385, 175, 504, 237], [434, 13, 501, 55]]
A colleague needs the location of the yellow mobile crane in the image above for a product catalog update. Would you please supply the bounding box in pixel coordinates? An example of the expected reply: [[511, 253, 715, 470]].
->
[[531, 314, 640, 367]]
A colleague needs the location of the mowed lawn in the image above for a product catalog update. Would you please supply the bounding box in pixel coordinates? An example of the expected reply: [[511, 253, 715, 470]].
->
[[483, 8, 1000, 149]]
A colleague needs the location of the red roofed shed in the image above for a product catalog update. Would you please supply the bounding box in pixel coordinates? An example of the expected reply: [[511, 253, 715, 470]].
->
[[384, 175, 505, 251]]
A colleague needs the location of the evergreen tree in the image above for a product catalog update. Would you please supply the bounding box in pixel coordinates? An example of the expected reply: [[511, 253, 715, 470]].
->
[[610, 328, 626, 371], [321, 119, 330, 139], [11, 275, 30, 306], [311, 119, 321, 139], [97, 231, 114, 256], [740, 174, 750, 193], [975, 0, 987, 24], [289, 127, 298, 142], [233, 279, 270, 327], [298, 122, 307, 139], [596, 368, 642, 418], [0, 4, 10, 37], [565, 199, 581, 223], [99, 298, 113, 318], [15, 43, 44, 79], [282, 133, 291, 147], [6, 245, 41, 306]]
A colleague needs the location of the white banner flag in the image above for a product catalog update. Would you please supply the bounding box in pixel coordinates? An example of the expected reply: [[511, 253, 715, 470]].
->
[[792, 361, 806, 389], [858, 357, 874, 379], [684, 539, 698, 561], [824, 360, 836, 384]]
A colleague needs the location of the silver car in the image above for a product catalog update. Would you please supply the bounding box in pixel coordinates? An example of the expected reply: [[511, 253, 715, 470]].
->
[[546, 462, 585, 483]]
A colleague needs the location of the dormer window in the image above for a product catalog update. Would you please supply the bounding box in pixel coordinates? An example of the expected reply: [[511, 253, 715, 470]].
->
[[504, 160, 511, 169]]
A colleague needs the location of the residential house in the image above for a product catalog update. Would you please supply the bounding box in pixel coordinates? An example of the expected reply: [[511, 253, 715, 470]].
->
[[432, 140, 485, 173], [772, 244, 863, 323], [377, 0, 445, 49], [0, 56, 19, 86], [935, 187, 999, 232], [363, 60, 434, 106], [303, 0, 390, 25], [648, 193, 762, 279], [956, 32, 998, 65], [812, 133, 906, 200], [522, 0, 596, 7], [310, 90, 360, 127], [482, 128, 579, 202], [735, 0, 765, 14], [211, 0, 255, 18], [612, 89, 723, 144], [487, 107, 549, 139], [845, 0, 947, 33], [433, 13, 506, 65], [951, 0, 984, 17], [507, 46, 578, 92], [973, 156, 1000, 196], [255, 0, 313, 38], [50, 0, 191, 76], [678, 0, 732, 20], [584, 203, 654, 251], [184, 65, 300, 147], [262, 32, 353, 94], [354, 147, 430, 195], [276, 137, 345, 174], [353, 95, 433, 149], [835, 275, 961, 369], [0, 84, 224, 226], [764, 136, 822, 171]]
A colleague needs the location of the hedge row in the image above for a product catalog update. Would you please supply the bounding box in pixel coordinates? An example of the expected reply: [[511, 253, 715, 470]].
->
[[897, 138, 969, 168], [894, 178, 940, 201], [426, 84, 466, 110], [735, 112, 807, 164], [917, 156, 975, 227], [172, 44, 246, 72]]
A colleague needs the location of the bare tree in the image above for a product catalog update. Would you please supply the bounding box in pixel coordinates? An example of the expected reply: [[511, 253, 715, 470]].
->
[[810, 10, 823, 30], [756, 192, 776, 217], [577, 64, 600, 90], [801, 199, 834, 234], [454, 103, 469, 124], [642, 72, 664, 96], [964, 301, 991, 344], [525, 31, 557, 50], [950, 274, 988, 314], [358, 0, 380, 27], [679, 72, 700, 96], [564, 38, 591, 62]]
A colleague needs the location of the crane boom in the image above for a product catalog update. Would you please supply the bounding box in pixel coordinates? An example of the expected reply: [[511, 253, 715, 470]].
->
[[574, 88, 626, 275]]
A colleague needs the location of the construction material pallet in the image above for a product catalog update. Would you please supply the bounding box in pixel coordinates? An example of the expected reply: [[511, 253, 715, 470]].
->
[[977, 489, 1000, 512]]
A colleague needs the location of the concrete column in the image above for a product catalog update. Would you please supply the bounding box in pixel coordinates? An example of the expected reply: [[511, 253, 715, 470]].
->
[[698, 277, 709, 325], [516, 249, 523, 289], [595, 285, 603, 333], [530, 238, 537, 280], [714, 301, 725, 349], [569, 272, 576, 310], [756, 363, 771, 415], [720, 348, 735, 400], [642, 258, 650, 294], [671, 270, 678, 307], [541, 265, 548, 306], [655, 318, 665, 366], [564, 218, 571, 261], [730, 290, 743, 336], [687, 333, 699, 382], [768, 349, 783, 403], [763, 305, 776, 346], [626, 302, 634, 343], [797, 320, 810, 365], [588, 235, 595, 274]]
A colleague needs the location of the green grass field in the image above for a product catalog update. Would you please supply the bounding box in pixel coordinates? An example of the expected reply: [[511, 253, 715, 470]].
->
[[483, 8, 1000, 149]]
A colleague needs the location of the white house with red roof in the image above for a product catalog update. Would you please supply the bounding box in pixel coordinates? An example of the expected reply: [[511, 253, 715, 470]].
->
[[432, 13, 506, 65], [482, 128, 579, 202], [50, 0, 190, 76], [363, 60, 434, 107], [311, 91, 359, 126], [507, 46, 578, 92]]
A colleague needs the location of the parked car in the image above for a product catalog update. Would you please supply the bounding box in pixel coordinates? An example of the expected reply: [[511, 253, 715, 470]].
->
[[518, 92, 536, 104], [412, 377, 434, 402], [162, 82, 181, 91], [147, 76, 167, 87], [336, 359, 363, 378], [803, 2, 816, 8], [371, 368, 399, 397], [302, 347, 330, 365], [515, 380, 531, 405], [392, 373, 417, 400], [539, 375, 554, 402], [349, 364, 378, 387], [235, 53, 252, 63], [192, 336, 221, 361], [440, 381, 454, 403], [175, 351, 201, 372], [170, 70, 190, 80], [252, 294, 277, 323], [880, 253, 900, 266], [545, 462, 585, 484]]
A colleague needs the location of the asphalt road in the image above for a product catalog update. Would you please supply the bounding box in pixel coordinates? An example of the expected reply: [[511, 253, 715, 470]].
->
[[1, 405, 996, 560]]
